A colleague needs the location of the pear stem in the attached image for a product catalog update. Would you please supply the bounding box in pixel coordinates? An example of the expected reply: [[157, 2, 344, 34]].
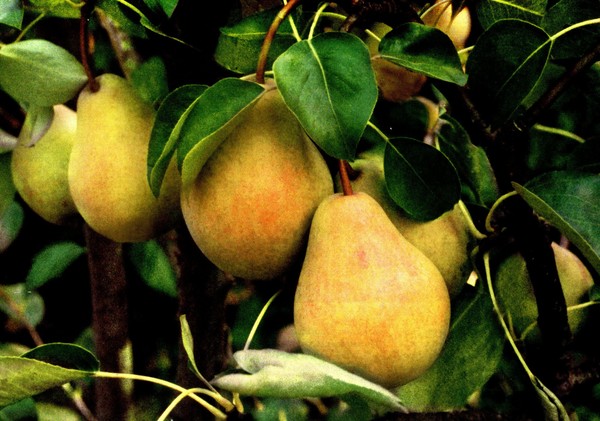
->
[[80, 1, 99, 92], [255, 0, 302, 84], [338, 159, 354, 196]]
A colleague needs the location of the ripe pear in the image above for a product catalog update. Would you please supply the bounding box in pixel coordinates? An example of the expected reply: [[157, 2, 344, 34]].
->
[[337, 150, 473, 297], [180, 86, 333, 280], [421, 0, 472, 50], [495, 242, 595, 342], [294, 192, 451, 388], [11, 104, 78, 225], [69, 73, 181, 243]]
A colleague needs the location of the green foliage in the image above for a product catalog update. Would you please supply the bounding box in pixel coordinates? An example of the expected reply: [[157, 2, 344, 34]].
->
[[25, 242, 86, 290]]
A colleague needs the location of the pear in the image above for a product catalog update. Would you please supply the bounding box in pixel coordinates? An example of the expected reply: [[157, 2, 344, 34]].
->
[[180, 86, 333, 280], [69, 73, 181, 243], [294, 192, 451, 388], [421, 0, 472, 50], [11, 104, 78, 225], [495, 242, 595, 342], [337, 150, 473, 297]]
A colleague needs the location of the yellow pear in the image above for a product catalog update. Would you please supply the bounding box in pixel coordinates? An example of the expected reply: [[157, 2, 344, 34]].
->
[[69, 73, 181, 243], [180, 86, 333, 280], [495, 242, 595, 342], [421, 0, 472, 50], [337, 150, 473, 297], [11, 104, 78, 225], [294, 192, 451, 388]]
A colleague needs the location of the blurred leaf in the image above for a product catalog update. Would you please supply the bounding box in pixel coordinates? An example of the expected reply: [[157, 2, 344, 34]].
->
[[273, 32, 378, 160], [0, 343, 30, 357], [0, 0, 23, 29], [25, 242, 86, 290], [36, 402, 81, 421], [0, 200, 24, 253], [22, 343, 99, 372], [0, 345, 95, 407], [475, 0, 547, 29], [143, 0, 178, 17], [327, 394, 373, 421], [0, 283, 45, 327], [178, 78, 264, 191], [378, 23, 467, 86], [128, 240, 177, 297], [131, 56, 170, 105], [0, 397, 37, 420], [397, 285, 505, 411], [213, 349, 408, 412], [215, 7, 298, 75], [26, 0, 83, 18], [542, 0, 600, 60], [251, 397, 310, 421], [17, 105, 54, 147], [0, 40, 87, 106], [466, 19, 552, 128], [437, 115, 499, 207], [0, 153, 15, 215], [514, 170, 600, 275], [384, 137, 460, 220], [148, 84, 207, 197]]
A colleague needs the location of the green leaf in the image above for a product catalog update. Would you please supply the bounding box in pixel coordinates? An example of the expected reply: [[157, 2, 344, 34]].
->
[[466, 19, 552, 128], [17, 105, 54, 147], [0, 0, 23, 29], [273, 32, 378, 160], [0, 345, 96, 407], [475, 0, 547, 29], [0, 283, 44, 328], [0, 153, 15, 216], [148, 84, 208, 197], [251, 398, 310, 421], [212, 349, 407, 412], [26, 0, 83, 19], [542, 0, 600, 60], [0, 397, 37, 420], [128, 240, 177, 297], [378, 23, 468, 86], [0, 40, 87, 106], [25, 242, 86, 290], [22, 343, 99, 372], [131, 56, 170, 105], [143, 0, 178, 17], [215, 8, 298, 75], [0, 200, 23, 253], [513, 170, 600, 275], [384, 137, 461, 221], [437, 115, 499, 207], [397, 285, 505, 411], [178, 78, 265, 191]]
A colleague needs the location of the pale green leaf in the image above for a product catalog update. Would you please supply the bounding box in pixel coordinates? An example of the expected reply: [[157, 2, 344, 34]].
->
[[25, 242, 86, 290]]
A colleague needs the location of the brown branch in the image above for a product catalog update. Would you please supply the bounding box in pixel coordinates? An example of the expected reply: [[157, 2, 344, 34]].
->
[[80, 1, 99, 92]]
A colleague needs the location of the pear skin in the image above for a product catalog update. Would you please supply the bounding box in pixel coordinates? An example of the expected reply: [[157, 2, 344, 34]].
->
[[11, 104, 78, 225], [339, 151, 474, 297], [496, 242, 595, 342], [69, 74, 181, 243], [421, 0, 472, 50], [181, 87, 333, 280], [294, 192, 451, 389]]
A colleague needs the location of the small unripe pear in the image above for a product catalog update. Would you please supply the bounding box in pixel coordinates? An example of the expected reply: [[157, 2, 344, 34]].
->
[[11, 104, 78, 225], [294, 192, 450, 388], [181, 86, 333, 280], [337, 150, 473, 297], [69, 74, 181, 243], [495, 242, 595, 342]]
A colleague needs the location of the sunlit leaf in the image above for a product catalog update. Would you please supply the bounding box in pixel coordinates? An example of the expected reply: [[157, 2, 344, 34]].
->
[[273, 32, 378, 160], [178, 78, 264, 191], [26, 0, 83, 19], [475, 0, 547, 29], [0, 0, 23, 29], [25, 242, 86, 290], [0, 40, 87, 106], [128, 240, 177, 297], [378, 23, 468, 86], [466, 19, 552, 128], [513, 170, 600, 275], [397, 284, 505, 410], [213, 349, 407, 412], [215, 7, 298, 75], [148, 84, 207, 197], [384, 137, 460, 220]]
